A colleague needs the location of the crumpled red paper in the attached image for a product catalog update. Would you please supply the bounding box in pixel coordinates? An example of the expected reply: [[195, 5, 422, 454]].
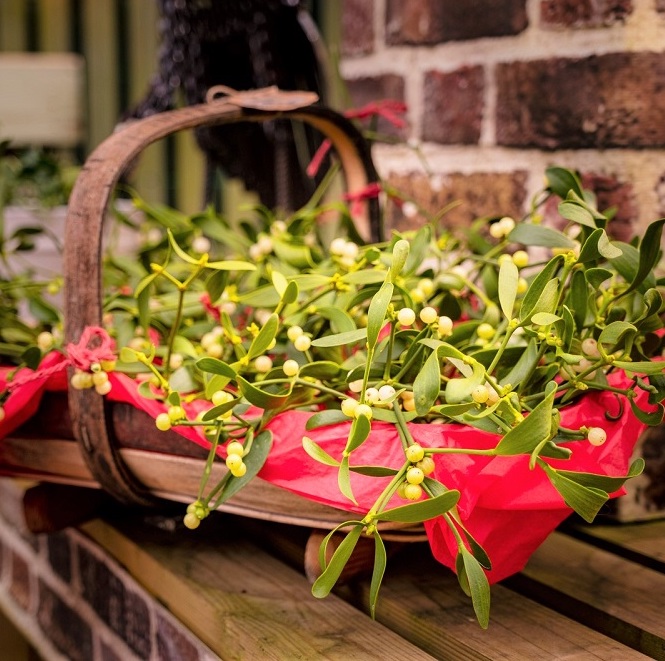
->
[[0, 349, 651, 583]]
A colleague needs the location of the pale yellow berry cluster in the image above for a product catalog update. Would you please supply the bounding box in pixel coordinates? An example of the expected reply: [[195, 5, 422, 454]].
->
[[225, 441, 247, 477], [330, 237, 360, 268], [183, 499, 209, 530], [155, 403, 187, 431], [396, 305, 453, 338], [70, 360, 115, 396], [398, 443, 436, 501], [287, 325, 312, 352]]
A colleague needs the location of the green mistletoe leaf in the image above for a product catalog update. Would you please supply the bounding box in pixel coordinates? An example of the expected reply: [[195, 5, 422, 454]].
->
[[498, 258, 519, 321], [316, 306, 357, 334], [195, 357, 236, 378], [302, 436, 340, 467], [217, 430, 273, 503], [311, 328, 367, 348], [456, 548, 491, 629], [205, 269, 227, 304], [621, 218, 665, 298], [521, 278, 559, 324], [508, 223, 575, 249], [546, 166, 585, 200], [531, 312, 562, 326], [367, 281, 394, 349], [298, 360, 342, 379], [557, 200, 597, 229], [598, 321, 636, 350], [306, 409, 348, 429], [413, 348, 442, 415], [236, 375, 291, 410], [578, 228, 622, 263], [345, 413, 372, 454], [206, 259, 256, 271], [369, 532, 387, 619], [540, 462, 609, 523], [494, 382, 557, 455], [611, 241, 656, 294], [520, 255, 564, 322], [628, 397, 664, 425], [389, 239, 410, 282], [556, 458, 644, 493], [372, 491, 460, 523], [338, 456, 357, 504], [312, 524, 363, 598], [247, 313, 279, 360]]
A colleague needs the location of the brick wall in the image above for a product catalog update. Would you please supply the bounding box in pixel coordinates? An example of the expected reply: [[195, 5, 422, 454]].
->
[[339, 0, 665, 235], [0, 480, 215, 661]]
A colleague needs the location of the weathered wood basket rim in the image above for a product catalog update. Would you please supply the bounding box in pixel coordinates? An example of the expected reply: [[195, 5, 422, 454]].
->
[[63, 88, 381, 506]]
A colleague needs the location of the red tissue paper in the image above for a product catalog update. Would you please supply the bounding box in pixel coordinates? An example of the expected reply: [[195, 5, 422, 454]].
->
[[0, 341, 649, 583]]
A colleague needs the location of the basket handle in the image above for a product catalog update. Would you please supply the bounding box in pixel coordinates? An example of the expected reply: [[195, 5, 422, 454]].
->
[[64, 87, 381, 505]]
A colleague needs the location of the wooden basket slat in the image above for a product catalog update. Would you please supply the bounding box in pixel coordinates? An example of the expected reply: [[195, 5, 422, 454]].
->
[[62, 90, 380, 506]]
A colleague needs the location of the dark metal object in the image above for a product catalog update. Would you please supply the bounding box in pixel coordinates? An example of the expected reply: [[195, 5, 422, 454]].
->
[[126, 0, 326, 209]]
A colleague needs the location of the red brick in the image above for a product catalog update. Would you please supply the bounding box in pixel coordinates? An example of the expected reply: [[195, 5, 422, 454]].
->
[[496, 53, 665, 149], [541, 0, 633, 28], [9, 550, 31, 611], [37, 579, 93, 661], [46, 532, 72, 584], [581, 173, 637, 242], [422, 67, 484, 144], [385, 171, 528, 232], [78, 545, 151, 658], [344, 74, 407, 138], [386, 0, 528, 45], [342, 0, 374, 56], [156, 613, 201, 661]]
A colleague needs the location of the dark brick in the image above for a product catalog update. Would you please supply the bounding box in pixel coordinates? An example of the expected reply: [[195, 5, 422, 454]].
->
[[344, 74, 407, 138], [385, 170, 528, 231], [10, 550, 31, 610], [156, 613, 200, 661], [541, 0, 633, 28], [342, 0, 374, 56], [78, 545, 151, 658], [496, 53, 665, 149], [386, 0, 528, 45], [581, 173, 637, 242], [422, 66, 484, 144], [46, 532, 72, 583], [37, 579, 93, 661]]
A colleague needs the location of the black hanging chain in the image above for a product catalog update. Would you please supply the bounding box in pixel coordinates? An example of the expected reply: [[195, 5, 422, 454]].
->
[[125, 0, 325, 209]]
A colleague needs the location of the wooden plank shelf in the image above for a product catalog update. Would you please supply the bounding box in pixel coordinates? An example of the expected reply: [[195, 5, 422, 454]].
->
[[78, 511, 665, 660], [505, 524, 665, 660]]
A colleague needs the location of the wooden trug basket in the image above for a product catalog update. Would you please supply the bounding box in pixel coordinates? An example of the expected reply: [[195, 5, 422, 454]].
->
[[2, 87, 426, 539]]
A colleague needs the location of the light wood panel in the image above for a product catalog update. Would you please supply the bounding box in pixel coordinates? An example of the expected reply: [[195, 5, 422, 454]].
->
[[0, 53, 84, 146]]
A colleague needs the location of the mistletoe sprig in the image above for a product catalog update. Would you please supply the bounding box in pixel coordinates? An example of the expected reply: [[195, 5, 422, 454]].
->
[[80, 167, 665, 627]]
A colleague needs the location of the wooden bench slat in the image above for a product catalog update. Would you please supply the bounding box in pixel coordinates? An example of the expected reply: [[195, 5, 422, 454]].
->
[[344, 544, 649, 660], [569, 521, 665, 565], [507, 531, 665, 659], [81, 516, 438, 660]]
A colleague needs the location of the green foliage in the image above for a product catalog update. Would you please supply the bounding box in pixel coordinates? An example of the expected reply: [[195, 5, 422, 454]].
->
[[3, 162, 664, 629]]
